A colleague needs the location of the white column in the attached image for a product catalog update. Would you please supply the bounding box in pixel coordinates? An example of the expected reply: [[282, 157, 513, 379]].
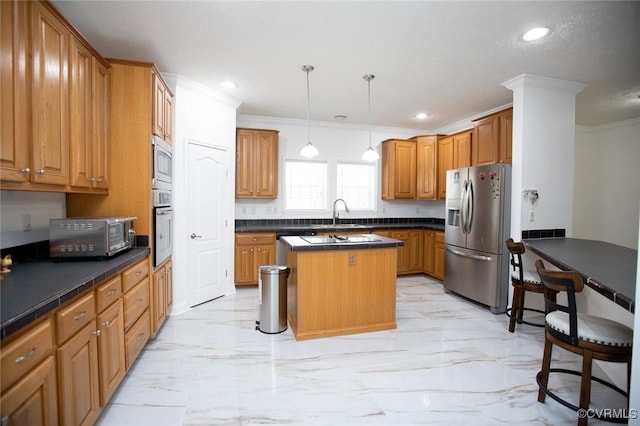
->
[[502, 74, 586, 239]]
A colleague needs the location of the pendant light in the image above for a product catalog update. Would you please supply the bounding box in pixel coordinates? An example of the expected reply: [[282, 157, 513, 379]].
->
[[362, 74, 379, 162], [300, 65, 319, 158]]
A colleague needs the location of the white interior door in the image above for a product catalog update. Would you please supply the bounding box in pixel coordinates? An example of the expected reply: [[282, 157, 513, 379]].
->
[[187, 142, 227, 306]]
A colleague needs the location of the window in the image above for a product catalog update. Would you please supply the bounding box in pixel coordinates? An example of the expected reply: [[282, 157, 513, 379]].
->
[[336, 162, 376, 211], [284, 160, 327, 210]]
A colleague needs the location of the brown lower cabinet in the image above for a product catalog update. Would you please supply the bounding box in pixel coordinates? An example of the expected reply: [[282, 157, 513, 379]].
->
[[0, 256, 151, 426], [423, 230, 445, 281], [234, 233, 276, 285]]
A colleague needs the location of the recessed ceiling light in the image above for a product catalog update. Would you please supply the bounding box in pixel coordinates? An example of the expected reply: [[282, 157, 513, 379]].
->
[[523, 27, 550, 41], [220, 81, 237, 89], [415, 112, 429, 120]]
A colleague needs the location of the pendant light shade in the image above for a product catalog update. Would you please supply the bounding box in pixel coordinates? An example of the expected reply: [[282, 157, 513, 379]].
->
[[300, 65, 319, 158], [362, 74, 379, 162]]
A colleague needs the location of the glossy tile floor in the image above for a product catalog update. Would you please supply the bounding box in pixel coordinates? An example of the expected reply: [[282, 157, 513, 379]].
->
[[96, 275, 625, 425]]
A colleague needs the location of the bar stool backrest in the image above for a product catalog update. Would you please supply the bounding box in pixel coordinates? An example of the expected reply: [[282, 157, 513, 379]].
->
[[535, 259, 585, 346], [506, 238, 525, 284]]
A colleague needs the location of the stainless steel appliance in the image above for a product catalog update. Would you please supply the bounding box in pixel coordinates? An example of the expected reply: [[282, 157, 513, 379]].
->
[[50, 216, 136, 258], [152, 135, 172, 191], [154, 206, 173, 267], [444, 164, 512, 313]]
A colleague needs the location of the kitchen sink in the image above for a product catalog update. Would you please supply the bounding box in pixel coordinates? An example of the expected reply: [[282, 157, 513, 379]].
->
[[300, 235, 382, 244]]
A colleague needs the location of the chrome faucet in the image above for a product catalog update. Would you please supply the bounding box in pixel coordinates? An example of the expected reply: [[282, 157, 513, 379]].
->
[[332, 198, 350, 225]]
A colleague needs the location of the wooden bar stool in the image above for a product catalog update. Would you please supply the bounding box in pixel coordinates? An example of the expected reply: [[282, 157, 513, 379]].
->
[[505, 238, 545, 332], [535, 259, 632, 425]]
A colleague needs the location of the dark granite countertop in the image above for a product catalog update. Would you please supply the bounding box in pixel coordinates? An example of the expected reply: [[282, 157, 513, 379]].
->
[[280, 234, 404, 252], [524, 238, 636, 313], [1, 247, 150, 339], [235, 218, 445, 236]]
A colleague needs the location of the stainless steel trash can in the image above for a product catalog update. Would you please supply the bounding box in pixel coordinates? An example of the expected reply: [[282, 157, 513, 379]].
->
[[256, 265, 290, 334]]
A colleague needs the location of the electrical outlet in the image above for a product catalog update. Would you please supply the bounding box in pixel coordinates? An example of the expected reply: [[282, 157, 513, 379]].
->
[[21, 213, 32, 231], [349, 254, 356, 265], [529, 211, 535, 222]]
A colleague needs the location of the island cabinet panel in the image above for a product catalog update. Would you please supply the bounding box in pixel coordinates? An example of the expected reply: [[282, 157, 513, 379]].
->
[[287, 248, 397, 340]]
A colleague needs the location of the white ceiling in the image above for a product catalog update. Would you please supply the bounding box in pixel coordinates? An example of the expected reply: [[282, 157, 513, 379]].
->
[[52, 1, 640, 131]]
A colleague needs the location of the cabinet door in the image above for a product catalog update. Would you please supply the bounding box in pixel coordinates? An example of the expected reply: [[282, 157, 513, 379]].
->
[[165, 260, 173, 311], [253, 131, 278, 198], [416, 136, 437, 200], [437, 136, 453, 199], [152, 73, 165, 138], [57, 322, 100, 426], [434, 232, 446, 281], [499, 109, 512, 164], [254, 244, 276, 282], [472, 114, 500, 166], [152, 266, 167, 334], [69, 36, 93, 188], [164, 92, 173, 144], [453, 131, 471, 169], [31, 2, 69, 186], [423, 230, 435, 275], [234, 244, 255, 284], [0, 356, 58, 426], [235, 130, 254, 197], [406, 230, 424, 272], [0, 0, 30, 183], [97, 300, 125, 406], [394, 141, 416, 199], [91, 57, 109, 189], [391, 231, 409, 273]]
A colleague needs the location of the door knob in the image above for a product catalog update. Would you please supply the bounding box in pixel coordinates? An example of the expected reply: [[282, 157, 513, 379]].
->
[[190, 233, 202, 239]]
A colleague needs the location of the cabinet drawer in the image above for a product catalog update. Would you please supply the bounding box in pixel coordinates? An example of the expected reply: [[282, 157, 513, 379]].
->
[[123, 277, 150, 330], [122, 258, 149, 293], [96, 275, 123, 312], [391, 230, 409, 240], [1, 319, 54, 393], [236, 233, 275, 246], [56, 292, 96, 344], [124, 310, 150, 370]]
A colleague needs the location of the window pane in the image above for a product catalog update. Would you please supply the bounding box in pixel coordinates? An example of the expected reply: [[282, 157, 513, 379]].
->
[[285, 160, 327, 210], [337, 163, 376, 211]]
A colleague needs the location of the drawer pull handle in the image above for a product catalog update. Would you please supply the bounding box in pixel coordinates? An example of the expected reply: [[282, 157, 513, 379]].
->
[[74, 310, 87, 321], [136, 271, 142, 276], [108, 289, 118, 296], [137, 333, 145, 341], [136, 298, 143, 304], [93, 329, 102, 336], [14, 347, 36, 364]]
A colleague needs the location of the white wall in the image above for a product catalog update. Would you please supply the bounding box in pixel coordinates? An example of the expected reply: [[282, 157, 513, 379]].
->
[[573, 118, 640, 250], [0, 191, 65, 248], [163, 73, 240, 314], [236, 115, 446, 220]]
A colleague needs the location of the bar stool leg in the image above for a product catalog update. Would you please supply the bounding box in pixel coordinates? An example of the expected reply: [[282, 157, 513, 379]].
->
[[508, 287, 522, 332], [579, 350, 593, 426], [538, 336, 553, 403]]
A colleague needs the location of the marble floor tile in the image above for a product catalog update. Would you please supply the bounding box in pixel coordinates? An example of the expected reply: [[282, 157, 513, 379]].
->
[[95, 275, 625, 425]]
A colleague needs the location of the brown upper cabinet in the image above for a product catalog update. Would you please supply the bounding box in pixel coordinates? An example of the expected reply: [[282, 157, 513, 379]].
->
[[415, 135, 438, 200], [236, 128, 279, 199], [152, 72, 174, 144], [0, 0, 110, 193], [437, 130, 471, 199], [472, 108, 512, 166], [381, 139, 417, 200]]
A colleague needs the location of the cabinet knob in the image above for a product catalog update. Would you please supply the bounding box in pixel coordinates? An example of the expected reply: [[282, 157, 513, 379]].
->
[[21, 167, 31, 175], [93, 329, 102, 336], [103, 320, 112, 328], [96, 176, 104, 183], [36, 169, 45, 176]]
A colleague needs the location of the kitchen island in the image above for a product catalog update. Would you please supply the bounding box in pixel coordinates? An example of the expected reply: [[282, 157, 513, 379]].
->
[[279, 234, 404, 340]]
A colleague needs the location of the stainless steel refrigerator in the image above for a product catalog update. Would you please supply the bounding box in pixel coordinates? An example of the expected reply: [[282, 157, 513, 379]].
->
[[444, 164, 512, 313]]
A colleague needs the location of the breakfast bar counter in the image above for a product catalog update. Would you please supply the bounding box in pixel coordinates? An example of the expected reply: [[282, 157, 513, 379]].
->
[[524, 238, 637, 313], [279, 234, 403, 340]]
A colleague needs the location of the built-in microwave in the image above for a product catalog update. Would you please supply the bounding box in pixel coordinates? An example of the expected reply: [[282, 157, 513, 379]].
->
[[152, 135, 172, 190]]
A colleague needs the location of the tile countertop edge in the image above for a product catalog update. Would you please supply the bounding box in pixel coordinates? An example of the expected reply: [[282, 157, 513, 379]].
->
[[1, 247, 150, 340], [236, 223, 445, 234], [524, 238, 636, 313], [280, 235, 405, 252]]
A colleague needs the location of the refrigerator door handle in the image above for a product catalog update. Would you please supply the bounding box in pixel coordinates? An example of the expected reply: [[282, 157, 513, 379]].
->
[[467, 179, 474, 233], [446, 246, 492, 261], [460, 180, 468, 234]]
